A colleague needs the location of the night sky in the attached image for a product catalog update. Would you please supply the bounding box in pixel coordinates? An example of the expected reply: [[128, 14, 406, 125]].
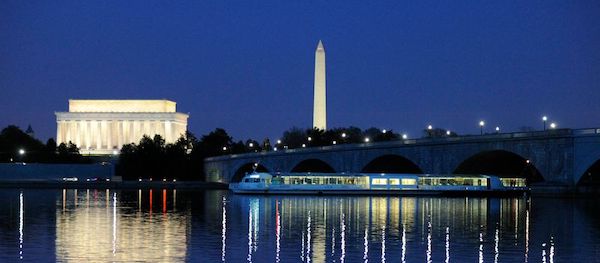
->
[[1, 1, 599, 142]]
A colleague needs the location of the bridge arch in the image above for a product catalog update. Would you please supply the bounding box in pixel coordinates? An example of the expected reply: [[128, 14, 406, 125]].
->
[[291, 159, 336, 173], [578, 159, 600, 186], [232, 162, 270, 183], [361, 154, 423, 174], [453, 150, 544, 183]]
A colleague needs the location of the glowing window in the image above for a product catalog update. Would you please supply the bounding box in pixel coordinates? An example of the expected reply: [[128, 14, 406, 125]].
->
[[389, 179, 400, 185], [371, 178, 388, 185], [477, 179, 488, 186], [401, 178, 417, 185]]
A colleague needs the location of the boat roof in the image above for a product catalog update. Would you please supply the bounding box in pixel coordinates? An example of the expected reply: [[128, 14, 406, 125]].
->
[[418, 174, 491, 178], [243, 172, 273, 179], [272, 172, 494, 178]]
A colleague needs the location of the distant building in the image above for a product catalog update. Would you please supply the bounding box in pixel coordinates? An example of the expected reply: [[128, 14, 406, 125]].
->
[[55, 99, 189, 155]]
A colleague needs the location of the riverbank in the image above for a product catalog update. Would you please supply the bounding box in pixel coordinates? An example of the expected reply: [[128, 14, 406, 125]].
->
[[0, 180, 228, 189]]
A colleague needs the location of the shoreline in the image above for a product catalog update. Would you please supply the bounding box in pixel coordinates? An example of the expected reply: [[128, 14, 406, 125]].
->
[[0, 181, 598, 197], [0, 181, 228, 190]]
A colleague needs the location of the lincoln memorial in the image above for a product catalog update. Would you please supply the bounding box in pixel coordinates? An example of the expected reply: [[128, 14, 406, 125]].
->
[[55, 99, 189, 155]]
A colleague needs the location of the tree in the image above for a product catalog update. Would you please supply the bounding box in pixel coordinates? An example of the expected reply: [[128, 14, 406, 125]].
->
[[281, 127, 306, 149], [261, 138, 271, 152], [0, 125, 45, 162], [46, 138, 57, 153], [197, 128, 233, 157], [423, 128, 456, 138], [306, 128, 326, 146], [245, 139, 262, 152], [116, 129, 240, 181], [339, 126, 363, 144]]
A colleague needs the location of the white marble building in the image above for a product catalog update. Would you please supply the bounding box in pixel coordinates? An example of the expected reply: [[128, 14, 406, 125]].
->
[[55, 99, 189, 155]]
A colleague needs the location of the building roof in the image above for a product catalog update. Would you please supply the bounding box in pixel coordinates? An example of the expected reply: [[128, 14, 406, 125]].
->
[[68, 99, 177, 113]]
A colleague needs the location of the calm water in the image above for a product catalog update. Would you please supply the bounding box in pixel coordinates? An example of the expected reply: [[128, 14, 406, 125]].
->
[[0, 189, 598, 262]]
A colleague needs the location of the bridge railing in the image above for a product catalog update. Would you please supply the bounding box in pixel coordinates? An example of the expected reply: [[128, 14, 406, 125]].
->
[[572, 128, 600, 136], [206, 128, 600, 161]]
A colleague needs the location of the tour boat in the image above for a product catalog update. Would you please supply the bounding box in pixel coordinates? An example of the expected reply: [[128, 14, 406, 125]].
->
[[229, 172, 529, 195]]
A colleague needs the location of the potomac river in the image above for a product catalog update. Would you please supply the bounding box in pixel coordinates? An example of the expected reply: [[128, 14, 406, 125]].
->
[[0, 189, 598, 262]]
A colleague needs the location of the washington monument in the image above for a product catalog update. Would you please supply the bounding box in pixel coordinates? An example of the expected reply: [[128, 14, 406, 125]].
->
[[313, 40, 327, 130]]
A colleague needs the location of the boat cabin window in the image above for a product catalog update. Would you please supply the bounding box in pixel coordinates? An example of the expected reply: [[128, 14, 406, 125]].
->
[[419, 177, 487, 187], [371, 178, 388, 185], [243, 178, 269, 183], [401, 178, 417, 185], [280, 176, 366, 186], [500, 178, 526, 187], [389, 179, 400, 185]]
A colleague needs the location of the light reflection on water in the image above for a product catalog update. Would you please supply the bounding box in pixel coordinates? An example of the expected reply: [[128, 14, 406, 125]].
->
[[54, 189, 187, 262], [0, 189, 599, 262]]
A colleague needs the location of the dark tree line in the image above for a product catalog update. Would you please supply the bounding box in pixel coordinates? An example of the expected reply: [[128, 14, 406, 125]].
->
[[274, 126, 403, 149], [116, 128, 267, 181], [0, 125, 88, 163], [423, 127, 458, 138]]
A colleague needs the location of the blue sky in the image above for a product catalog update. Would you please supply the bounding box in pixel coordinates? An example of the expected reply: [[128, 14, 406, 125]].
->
[[1, 0, 599, 142]]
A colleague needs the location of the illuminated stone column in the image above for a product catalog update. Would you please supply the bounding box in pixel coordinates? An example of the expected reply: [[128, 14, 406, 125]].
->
[[159, 121, 166, 141], [56, 121, 64, 144], [75, 121, 82, 148], [84, 120, 91, 150], [94, 121, 103, 150], [64, 121, 71, 144], [140, 120, 146, 140], [165, 121, 172, 143], [155, 121, 161, 140], [133, 121, 140, 143], [117, 121, 124, 148], [123, 120, 128, 144], [107, 121, 114, 149], [101, 121, 108, 150]]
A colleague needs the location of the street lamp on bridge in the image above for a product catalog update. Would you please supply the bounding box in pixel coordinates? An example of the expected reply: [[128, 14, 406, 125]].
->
[[17, 148, 25, 162], [479, 121, 485, 135], [542, 116, 548, 131]]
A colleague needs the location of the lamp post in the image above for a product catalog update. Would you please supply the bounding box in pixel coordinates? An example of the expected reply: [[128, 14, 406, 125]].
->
[[18, 148, 25, 162], [542, 116, 548, 131], [495, 126, 500, 133], [479, 121, 485, 135], [550, 122, 557, 129]]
